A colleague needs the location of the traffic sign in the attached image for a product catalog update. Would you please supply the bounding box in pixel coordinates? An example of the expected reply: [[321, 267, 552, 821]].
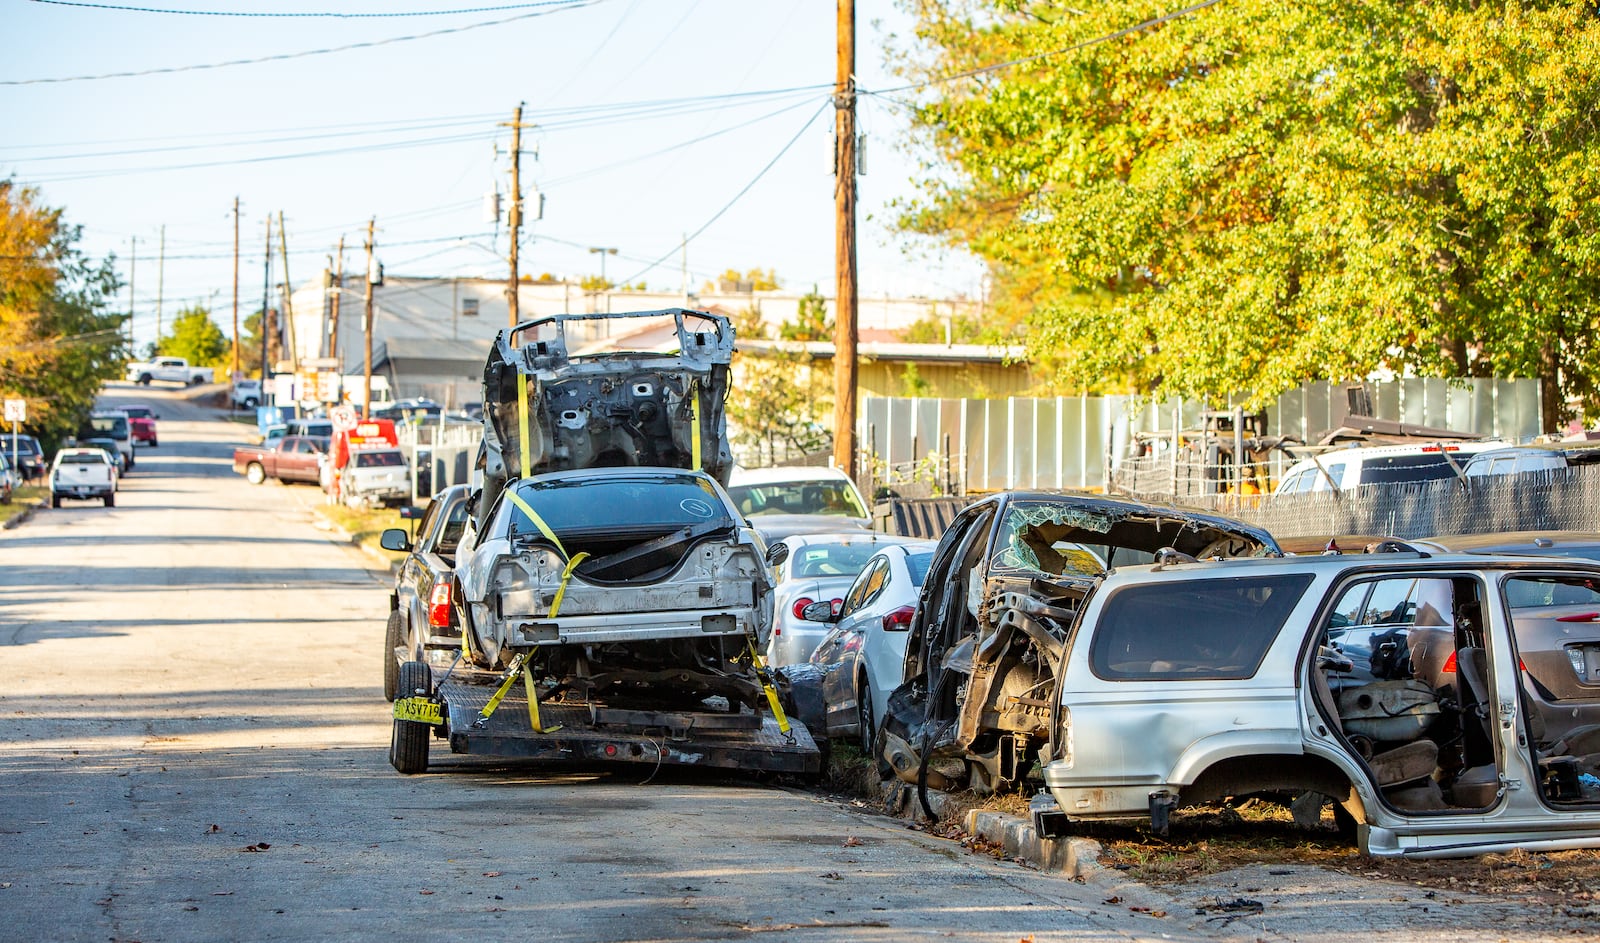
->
[[329, 404, 359, 432], [3, 399, 24, 423]]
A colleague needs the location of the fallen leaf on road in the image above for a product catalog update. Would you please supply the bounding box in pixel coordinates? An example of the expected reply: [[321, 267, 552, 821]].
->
[[1103, 897, 1122, 905], [419, 890, 434, 896], [482, 871, 502, 878], [205, 825, 220, 834], [819, 872, 843, 881], [182, 906, 199, 912], [843, 837, 863, 847], [211, 892, 233, 897], [241, 843, 271, 853]]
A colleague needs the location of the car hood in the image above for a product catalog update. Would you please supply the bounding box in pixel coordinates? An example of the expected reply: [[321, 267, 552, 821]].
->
[[748, 514, 872, 543], [478, 308, 734, 531]]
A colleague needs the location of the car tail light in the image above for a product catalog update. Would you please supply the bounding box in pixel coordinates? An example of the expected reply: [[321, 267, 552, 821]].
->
[[791, 597, 815, 620], [428, 583, 452, 627], [1569, 647, 1587, 678], [1442, 651, 1457, 673], [881, 605, 915, 632]]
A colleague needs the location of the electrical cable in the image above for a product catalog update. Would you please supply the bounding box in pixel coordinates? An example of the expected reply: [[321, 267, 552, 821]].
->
[[1, 0, 601, 86], [614, 98, 830, 286], [866, 0, 1227, 96], [543, 0, 639, 105], [32, 0, 589, 16]]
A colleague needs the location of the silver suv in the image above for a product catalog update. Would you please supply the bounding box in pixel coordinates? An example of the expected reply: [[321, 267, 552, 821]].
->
[[1028, 550, 1600, 857]]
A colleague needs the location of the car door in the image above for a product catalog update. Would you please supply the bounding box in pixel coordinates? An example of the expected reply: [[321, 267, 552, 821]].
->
[[817, 555, 889, 732]]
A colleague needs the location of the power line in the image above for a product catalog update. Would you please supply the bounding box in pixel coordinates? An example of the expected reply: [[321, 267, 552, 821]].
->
[[1, 0, 601, 86], [617, 99, 831, 286], [32, 0, 590, 16]]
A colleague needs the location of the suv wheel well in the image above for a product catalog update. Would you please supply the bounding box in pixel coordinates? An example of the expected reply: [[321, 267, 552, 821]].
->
[[1183, 754, 1366, 825]]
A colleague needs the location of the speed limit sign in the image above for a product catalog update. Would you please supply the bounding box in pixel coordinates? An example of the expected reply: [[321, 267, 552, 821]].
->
[[3, 399, 24, 423], [329, 404, 358, 432]]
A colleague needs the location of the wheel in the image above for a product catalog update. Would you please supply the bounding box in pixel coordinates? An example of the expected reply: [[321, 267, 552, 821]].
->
[[103, 494, 114, 507], [382, 610, 404, 702], [137, 373, 152, 385], [856, 675, 876, 755], [389, 661, 433, 774], [150, 438, 158, 448], [51, 495, 61, 508], [189, 376, 203, 386], [246, 462, 266, 485], [344, 489, 363, 509], [243, 397, 259, 410]]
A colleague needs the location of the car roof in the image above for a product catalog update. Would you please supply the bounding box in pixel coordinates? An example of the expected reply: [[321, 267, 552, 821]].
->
[[728, 466, 855, 486], [781, 532, 927, 549], [1106, 549, 1600, 581], [1413, 531, 1600, 553]]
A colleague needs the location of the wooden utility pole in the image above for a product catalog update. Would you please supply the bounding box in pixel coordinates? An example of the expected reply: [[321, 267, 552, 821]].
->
[[363, 218, 376, 419], [330, 235, 344, 369], [832, 0, 859, 479], [277, 211, 298, 372], [155, 225, 165, 341], [231, 198, 241, 382], [127, 236, 137, 352], [501, 103, 531, 327], [259, 217, 272, 381]]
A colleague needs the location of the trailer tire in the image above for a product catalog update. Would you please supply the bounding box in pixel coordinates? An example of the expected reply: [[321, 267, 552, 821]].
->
[[382, 610, 404, 702], [390, 661, 432, 774]]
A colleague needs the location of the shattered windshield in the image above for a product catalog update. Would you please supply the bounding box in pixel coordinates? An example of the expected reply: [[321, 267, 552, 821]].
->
[[991, 502, 1116, 578], [988, 498, 1271, 578]]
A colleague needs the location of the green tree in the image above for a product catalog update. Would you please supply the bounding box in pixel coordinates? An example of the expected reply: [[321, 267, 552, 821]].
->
[[0, 181, 125, 451], [710, 268, 780, 292], [779, 286, 832, 341], [895, 0, 1600, 427], [156, 305, 229, 368], [726, 348, 832, 464]]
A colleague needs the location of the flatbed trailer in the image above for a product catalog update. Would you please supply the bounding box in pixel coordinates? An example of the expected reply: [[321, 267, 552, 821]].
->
[[389, 664, 821, 777]]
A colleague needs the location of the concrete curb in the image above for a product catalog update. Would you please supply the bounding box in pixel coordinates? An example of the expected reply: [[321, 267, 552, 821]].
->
[[2, 503, 37, 531], [963, 808, 1103, 879]]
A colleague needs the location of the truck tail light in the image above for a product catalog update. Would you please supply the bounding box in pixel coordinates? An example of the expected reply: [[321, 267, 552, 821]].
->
[[881, 605, 915, 632], [791, 597, 815, 620], [428, 584, 452, 628]]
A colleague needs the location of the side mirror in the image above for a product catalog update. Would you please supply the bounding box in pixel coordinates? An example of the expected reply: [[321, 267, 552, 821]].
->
[[765, 542, 790, 568], [379, 528, 412, 553], [801, 600, 838, 623]]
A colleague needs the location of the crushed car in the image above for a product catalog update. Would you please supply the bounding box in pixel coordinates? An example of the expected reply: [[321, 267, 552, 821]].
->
[[879, 491, 1281, 798]]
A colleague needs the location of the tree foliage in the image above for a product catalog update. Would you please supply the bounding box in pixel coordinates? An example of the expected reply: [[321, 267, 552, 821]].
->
[[155, 305, 229, 368], [895, 0, 1600, 427], [0, 181, 125, 449], [778, 285, 833, 341]]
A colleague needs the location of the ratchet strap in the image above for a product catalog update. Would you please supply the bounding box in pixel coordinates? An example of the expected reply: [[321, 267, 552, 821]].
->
[[517, 371, 533, 477], [687, 379, 701, 470], [476, 651, 528, 726], [747, 640, 794, 742], [522, 660, 560, 734]]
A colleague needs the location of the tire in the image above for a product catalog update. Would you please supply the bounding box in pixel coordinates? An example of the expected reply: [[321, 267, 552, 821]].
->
[[389, 661, 433, 774], [189, 376, 203, 386], [243, 397, 259, 410], [856, 675, 876, 755], [246, 462, 266, 485], [104, 494, 114, 507], [382, 610, 404, 702], [150, 438, 158, 448], [51, 495, 61, 508], [137, 373, 152, 385]]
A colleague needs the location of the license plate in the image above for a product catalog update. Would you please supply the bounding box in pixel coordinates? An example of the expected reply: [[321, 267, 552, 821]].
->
[[393, 697, 442, 725]]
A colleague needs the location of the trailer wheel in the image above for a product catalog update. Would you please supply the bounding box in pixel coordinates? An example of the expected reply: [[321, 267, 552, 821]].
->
[[382, 610, 404, 702], [389, 661, 432, 774]]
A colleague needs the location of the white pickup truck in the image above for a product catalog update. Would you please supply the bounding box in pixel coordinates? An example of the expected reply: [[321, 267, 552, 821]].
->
[[50, 448, 116, 507], [125, 357, 215, 386]]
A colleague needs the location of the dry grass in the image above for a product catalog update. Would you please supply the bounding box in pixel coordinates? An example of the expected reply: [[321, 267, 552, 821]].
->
[[0, 485, 48, 528], [311, 501, 414, 564]]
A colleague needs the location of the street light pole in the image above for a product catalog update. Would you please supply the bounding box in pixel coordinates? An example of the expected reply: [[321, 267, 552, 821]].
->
[[589, 246, 617, 313]]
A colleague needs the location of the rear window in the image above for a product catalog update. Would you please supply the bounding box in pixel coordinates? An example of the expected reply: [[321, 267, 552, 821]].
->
[[788, 542, 885, 579], [728, 480, 866, 518], [1089, 574, 1313, 681], [354, 451, 404, 468], [1356, 453, 1464, 485], [907, 550, 935, 586], [501, 474, 732, 538], [87, 416, 128, 438], [60, 451, 108, 464]]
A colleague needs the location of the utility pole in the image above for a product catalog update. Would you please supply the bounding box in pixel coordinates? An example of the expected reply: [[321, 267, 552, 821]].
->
[[156, 225, 165, 341], [231, 198, 241, 382], [501, 103, 532, 327], [363, 218, 376, 420], [127, 236, 137, 353], [330, 235, 344, 367], [589, 246, 617, 313], [259, 216, 272, 382], [277, 211, 298, 372], [832, 0, 859, 479]]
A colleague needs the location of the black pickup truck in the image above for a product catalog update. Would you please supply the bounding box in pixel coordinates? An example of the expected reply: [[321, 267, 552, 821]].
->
[[379, 485, 472, 701]]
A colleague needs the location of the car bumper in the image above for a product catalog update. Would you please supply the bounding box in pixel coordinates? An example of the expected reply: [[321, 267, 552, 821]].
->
[[501, 607, 761, 646]]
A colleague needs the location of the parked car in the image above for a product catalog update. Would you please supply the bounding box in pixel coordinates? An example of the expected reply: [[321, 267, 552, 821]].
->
[[764, 532, 925, 667], [49, 447, 116, 507], [233, 435, 330, 485], [120, 404, 159, 447], [340, 447, 411, 508], [727, 466, 872, 542], [1021, 549, 1600, 858], [0, 453, 16, 504], [378, 486, 473, 700], [5, 434, 46, 482], [1463, 444, 1600, 479], [262, 419, 334, 450], [82, 411, 134, 471], [879, 491, 1281, 796], [231, 379, 262, 410], [807, 540, 937, 751], [1275, 441, 1503, 494], [79, 438, 124, 484]]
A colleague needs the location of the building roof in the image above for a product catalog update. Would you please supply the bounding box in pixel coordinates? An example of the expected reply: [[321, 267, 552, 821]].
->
[[736, 338, 1026, 364]]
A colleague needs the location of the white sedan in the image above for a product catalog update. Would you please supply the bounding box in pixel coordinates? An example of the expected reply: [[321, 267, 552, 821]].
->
[[763, 532, 925, 667]]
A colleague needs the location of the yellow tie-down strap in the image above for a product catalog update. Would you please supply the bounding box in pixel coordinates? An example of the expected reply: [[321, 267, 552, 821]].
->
[[747, 640, 793, 740], [687, 378, 701, 470]]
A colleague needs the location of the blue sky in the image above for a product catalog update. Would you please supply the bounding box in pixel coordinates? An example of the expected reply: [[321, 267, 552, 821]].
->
[[2, 0, 984, 350]]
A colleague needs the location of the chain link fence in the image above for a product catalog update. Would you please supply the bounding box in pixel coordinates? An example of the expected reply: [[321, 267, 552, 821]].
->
[[396, 421, 482, 501]]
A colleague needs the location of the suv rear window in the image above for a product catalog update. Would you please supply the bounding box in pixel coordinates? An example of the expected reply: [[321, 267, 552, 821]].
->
[[1356, 453, 1464, 485], [1089, 574, 1313, 680]]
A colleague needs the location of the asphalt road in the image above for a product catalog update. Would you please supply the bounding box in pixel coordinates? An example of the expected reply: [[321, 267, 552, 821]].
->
[[0, 385, 1200, 943]]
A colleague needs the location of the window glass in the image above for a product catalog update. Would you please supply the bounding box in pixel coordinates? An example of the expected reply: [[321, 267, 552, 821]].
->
[[790, 543, 884, 579], [1356, 453, 1465, 485], [87, 416, 128, 438], [989, 502, 1114, 578], [906, 550, 935, 587], [355, 451, 404, 468], [839, 558, 883, 617], [1089, 574, 1313, 680], [1316, 463, 1347, 490], [1327, 582, 1370, 629], [499, 474, 731, 539], [727, 481, 866, 518], [437, 498, 470, 555]]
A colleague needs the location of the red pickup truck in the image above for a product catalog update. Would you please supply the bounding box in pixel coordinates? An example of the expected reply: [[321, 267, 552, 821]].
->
[[233, 435, 330, 485]]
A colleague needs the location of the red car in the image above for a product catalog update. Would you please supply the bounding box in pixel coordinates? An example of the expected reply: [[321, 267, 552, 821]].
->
[[121, 404, 159, 447]]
